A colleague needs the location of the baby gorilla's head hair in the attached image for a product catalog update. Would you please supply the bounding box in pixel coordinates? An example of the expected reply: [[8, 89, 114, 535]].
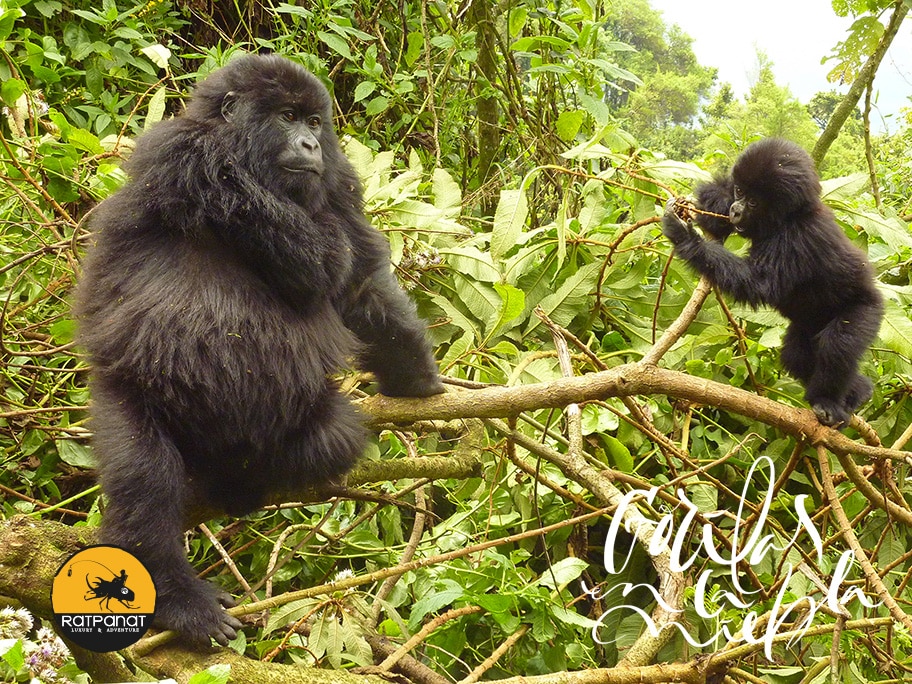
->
[[732, 138, 821, 218]]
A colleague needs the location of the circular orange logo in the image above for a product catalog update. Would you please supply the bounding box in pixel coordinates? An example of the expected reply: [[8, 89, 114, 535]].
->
[[52, 545, 156, 652]]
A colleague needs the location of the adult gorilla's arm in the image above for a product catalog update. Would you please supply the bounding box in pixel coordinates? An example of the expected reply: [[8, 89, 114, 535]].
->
[[338, 221, 444, 397], [126, 121, 352, 302], [662, 199, 765, 307]]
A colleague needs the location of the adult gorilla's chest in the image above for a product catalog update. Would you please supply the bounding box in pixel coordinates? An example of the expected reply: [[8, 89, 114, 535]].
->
[[112, 237, 357, 427]]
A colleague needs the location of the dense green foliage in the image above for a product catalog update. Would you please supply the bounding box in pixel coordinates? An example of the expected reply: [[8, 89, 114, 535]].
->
[[2, 0, 912, 682]]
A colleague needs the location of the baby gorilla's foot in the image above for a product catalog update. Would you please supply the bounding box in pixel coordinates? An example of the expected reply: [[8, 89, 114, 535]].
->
[[843, 375, 874, 414], [812, 399, 850, 427], [154, 578, 242, 647]]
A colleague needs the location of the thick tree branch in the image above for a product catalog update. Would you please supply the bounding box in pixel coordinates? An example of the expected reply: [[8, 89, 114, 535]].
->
[[361, 363, 909, 464]]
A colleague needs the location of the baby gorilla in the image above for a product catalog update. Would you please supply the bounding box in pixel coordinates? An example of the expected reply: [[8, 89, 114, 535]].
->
[[662, 138, 882, 427], [76, 54, 444, 646]]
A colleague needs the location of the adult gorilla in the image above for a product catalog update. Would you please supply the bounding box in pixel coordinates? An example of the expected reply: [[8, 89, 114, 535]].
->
[[76, 54, 444, 646]]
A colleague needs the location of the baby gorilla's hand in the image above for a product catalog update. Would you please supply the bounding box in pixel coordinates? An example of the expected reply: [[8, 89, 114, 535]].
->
[[661, 197, 698, 245]]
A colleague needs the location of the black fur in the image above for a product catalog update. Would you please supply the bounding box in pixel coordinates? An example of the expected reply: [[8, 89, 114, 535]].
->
[[662, 138, 882, 427], [76, 54, 443, 646], [694, 175, 735, 242]]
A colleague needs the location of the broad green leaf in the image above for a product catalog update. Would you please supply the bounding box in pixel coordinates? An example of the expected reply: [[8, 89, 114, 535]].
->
[[71, 9, 107, 24], [432, 168, 462, 212], [430, 293, 479, 339], [441, 330, 474, 368], [508, 7, 528, 36], [409, 582, 464, 628], [556, 109, 585, 142], [144, 86, 167, 130], [538, 557, 589, 589], [365, 95, 389, 116], [686, 482, 719, 513], [140, 43, 171, 70], [317, 30, 352, 59], [0, 640, 24, 670], [601, 434, 633, 472], [525, 262, 600, 334], [265, 598, 321, 634], [440, 246, 500, 282], [839, 207, 912, 251], [187, 664, 231, 684], [877, 297, 912, 359], [56, 440, 96, 468], [581, 404, 620, 434], [0, 78, 26, 107], [353, 80, 376, 102], [821, 172, 868, 200], [551, 604, 598, 629], [454, 277, 499, 327], [310, 610, 345, 667], [486, 282, 526, 338], [491, 188, 528, 263], [67, 127, 104, 154]]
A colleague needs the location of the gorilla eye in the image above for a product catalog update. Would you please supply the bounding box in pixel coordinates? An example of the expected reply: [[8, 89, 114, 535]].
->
[[280, 110, 297, 123], [307, 115, 322, 129]]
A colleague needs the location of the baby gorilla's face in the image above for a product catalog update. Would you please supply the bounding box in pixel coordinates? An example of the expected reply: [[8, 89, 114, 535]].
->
[[728, 185, 756, 232]]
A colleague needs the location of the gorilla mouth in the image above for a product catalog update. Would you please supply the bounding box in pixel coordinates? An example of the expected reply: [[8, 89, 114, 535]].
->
[[282, 165, 322, 175]]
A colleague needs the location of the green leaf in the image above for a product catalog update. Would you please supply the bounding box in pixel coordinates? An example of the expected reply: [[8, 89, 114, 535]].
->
[[265, 597, 321, 634], [0, 78, 26, 108], [67, 127, 104, 154], [441, 246, 500, 282], [508, 7, 528, 37], [71, 8, 107, 24], [50, 319, 76, 344], [601, 434, 633, 472], [353, 80, 376, 103], [365, 95, 388, 116], [525, 263, 600, 334], [144, 86, 167, 130], [432, 168, 461, 212], [409, 583, 464, 628], [878, 297, 912, 359], [0, 639, 24, 670], [187, 664, 231, 684], [317, 30, 352, 59], [309, 611, 343, 666], [491, 188, 528, 263], [551, 604, 598, 629], [686, 481, 718, 512], [0, 9, 24, 42], [538, 557, 589, 589], [140, 43, 172, 70], [56, 440, 96, 468], [556, 110, 585, 142], [405, 31, 423, 66], [486, 282, 526, 338], [441, 330, 474, 368]]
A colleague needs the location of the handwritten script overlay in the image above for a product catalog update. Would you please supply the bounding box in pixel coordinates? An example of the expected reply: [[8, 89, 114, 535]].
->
[[585, 456, 879, 657]]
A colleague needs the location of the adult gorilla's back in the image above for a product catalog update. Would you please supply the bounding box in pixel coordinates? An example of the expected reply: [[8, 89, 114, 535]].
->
[[76, 54, 443, 646]]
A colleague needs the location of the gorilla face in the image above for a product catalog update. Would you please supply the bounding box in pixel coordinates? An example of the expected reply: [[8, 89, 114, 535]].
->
[[201, 57, 339, 209], [275, 109, 325, 176], [728, 184, 756, 232]]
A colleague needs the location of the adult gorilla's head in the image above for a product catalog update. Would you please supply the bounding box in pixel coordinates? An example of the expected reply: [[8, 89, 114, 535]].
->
[[728, 138, 822, 236], [184, 54, 350, 210]]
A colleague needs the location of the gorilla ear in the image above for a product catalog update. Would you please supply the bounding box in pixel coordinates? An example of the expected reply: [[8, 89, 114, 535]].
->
[[220, 91, 237, 122]]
